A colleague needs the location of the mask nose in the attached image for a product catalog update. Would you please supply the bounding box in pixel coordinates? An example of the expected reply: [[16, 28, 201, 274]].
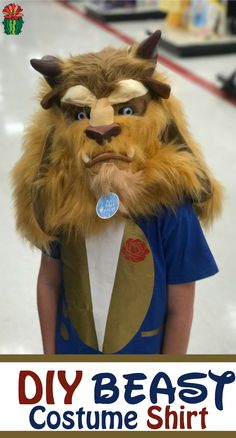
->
[[85, 123, 121, 145], [85, 97, 121, 145]]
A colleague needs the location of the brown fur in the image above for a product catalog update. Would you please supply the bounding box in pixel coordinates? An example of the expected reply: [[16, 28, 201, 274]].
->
[[11, 44, 223, 251]]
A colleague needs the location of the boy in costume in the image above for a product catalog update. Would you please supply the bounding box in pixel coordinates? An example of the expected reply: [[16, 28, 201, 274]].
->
[[12, 31, 222, 354]]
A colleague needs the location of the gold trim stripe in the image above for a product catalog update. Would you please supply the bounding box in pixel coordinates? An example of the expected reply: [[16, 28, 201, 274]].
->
[[1, 432, 236, 436], [0, 354, 236, 362], [141, 326, 163, 337]]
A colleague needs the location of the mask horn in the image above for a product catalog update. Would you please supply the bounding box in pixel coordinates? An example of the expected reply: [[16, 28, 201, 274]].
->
[[30, 55, 61, 87], [136, 30, 161, 59]]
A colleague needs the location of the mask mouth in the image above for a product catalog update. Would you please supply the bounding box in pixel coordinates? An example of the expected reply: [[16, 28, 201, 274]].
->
[[82, 151, 134, 168]]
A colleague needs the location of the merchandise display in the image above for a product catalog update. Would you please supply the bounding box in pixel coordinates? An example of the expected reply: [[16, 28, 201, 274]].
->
[[85, 1, 236, 57], [85, 0, 166, 21], [157, 0, 236, 56]]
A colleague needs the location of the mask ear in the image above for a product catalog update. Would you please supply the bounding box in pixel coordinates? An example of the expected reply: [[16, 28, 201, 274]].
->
[[30, 56, 61, 87], [134, 31, 171, 100], [136, 30, 161, 59], [160, 120, 212, 203], [31, 128, 55, 233], [30, 56, 62, 109], [143, 77, 171, 99], [41, 89, 61, 109]]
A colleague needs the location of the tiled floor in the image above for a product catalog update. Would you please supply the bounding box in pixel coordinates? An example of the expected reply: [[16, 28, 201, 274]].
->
[[0, 0, 235, 354]]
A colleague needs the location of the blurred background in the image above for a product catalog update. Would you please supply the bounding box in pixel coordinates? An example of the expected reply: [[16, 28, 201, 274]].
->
[[0, 0, 236, 354]]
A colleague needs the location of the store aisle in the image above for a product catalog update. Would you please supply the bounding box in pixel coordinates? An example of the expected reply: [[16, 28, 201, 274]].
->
[[0, 0, 235, 354]]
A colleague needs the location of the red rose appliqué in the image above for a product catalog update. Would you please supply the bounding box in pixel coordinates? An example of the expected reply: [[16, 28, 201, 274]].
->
[[121, 238, 150, 262]]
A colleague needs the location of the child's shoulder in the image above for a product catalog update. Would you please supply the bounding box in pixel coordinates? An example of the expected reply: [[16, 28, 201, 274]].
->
[[158, 201, 199, 232], [157, 202, 219, 283]]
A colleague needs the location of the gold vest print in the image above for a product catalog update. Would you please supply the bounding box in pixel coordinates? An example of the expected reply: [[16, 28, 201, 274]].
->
[[60, 218, 154, 353]]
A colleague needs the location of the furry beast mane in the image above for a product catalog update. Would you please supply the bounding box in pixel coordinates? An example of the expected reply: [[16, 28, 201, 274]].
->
[[12, 32, 223, 250]]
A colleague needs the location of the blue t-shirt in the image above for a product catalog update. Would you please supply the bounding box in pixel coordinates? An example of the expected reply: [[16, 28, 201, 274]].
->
[[45, 203, 218, 354]]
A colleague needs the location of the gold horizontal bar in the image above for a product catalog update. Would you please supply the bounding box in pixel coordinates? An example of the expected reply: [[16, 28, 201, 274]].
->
[[1, 354, 236, 362], [141, 326, 163, 337]]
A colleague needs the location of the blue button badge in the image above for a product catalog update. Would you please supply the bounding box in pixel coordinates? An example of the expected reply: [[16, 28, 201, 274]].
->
[[96, 192, 120, 219]]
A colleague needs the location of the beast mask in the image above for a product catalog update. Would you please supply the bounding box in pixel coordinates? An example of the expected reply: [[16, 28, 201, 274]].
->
[[12, 31, 222, 251]]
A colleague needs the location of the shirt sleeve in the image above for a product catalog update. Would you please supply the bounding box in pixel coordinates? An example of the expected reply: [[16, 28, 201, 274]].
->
[[160, 203, 219, 284], [42, 240, 61, 260]]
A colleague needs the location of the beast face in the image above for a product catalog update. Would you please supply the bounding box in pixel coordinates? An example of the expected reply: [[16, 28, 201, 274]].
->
[[12, 31, 222, 248]]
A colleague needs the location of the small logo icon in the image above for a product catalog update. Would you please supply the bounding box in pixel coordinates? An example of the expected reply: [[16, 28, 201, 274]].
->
[[96, 192, 120, 219], [121, 238, 150, 262], [2, 3, 24, 35]]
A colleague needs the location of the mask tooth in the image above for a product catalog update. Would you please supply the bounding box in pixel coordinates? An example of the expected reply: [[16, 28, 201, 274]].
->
[[82, 152, 90, 164], [127, 147, 135, 159]]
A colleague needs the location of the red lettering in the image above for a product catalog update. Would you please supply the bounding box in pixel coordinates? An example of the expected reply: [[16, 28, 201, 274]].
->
[[147, 405, 207, 430], [46, 371, 55, 404], [18, 371, 43, 404], [58, 370, 83, 404], [19, 370, 83, 405], [147, 405, 163, 430], [200, 407, 208, 429], [165, 405, 178, 429], [187, 409, 198, 429]]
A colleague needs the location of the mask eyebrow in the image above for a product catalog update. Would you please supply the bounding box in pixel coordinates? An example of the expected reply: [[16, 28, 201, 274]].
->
[[108, 79, 148, 104], [61, 85, 96, 106]]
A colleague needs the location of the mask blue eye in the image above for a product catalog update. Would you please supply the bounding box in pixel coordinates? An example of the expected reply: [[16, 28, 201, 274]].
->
[[118, 106, 134, 115], [75, 110, 90, 120]]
